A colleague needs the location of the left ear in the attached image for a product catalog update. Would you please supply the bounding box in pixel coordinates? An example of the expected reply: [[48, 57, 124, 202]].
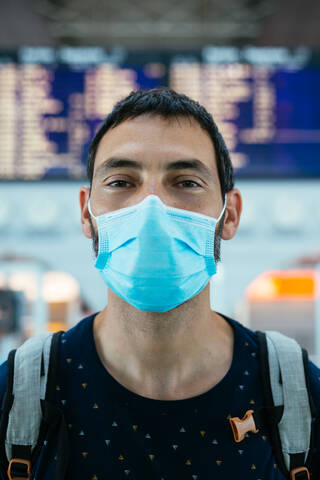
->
[[221, 189, 242, 240], [79, 185, 93, 239]]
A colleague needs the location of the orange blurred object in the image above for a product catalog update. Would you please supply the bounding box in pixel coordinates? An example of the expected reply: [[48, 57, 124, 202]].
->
[[246, 270, 320, 302]]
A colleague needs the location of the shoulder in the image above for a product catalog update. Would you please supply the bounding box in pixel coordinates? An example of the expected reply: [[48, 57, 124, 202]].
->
[[0, 313, 98, 407], [60, 312, 98, 352], [221, 313, 320, 413], [219, 313, 260, 352], [64, 312, 97, 338]]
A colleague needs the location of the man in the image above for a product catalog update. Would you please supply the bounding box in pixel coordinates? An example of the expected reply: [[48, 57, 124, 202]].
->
[[0, 88, 319, 479]]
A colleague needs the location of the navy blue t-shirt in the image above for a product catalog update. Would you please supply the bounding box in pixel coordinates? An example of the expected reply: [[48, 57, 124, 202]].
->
[[1, 312, 320, 479]]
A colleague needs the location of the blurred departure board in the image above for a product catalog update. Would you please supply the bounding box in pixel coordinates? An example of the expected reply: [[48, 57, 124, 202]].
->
[[0, 46, 319, 180], [171, 47, 320, 177], [0, 48, 167, 180]]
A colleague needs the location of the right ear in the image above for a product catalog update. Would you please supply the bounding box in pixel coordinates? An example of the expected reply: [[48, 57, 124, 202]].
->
[[79, 186, 93, 239]]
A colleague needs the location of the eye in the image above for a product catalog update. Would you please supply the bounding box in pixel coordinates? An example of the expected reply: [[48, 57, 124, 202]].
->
[[107, 180, 132, 188], [177, 180, 201, 188]]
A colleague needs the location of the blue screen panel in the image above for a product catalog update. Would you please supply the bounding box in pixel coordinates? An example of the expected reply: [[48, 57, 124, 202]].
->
[[0, 47, 319, 180]]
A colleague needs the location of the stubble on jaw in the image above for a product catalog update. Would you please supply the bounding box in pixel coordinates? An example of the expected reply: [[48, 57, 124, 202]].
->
[[89, 215, 99, 258]]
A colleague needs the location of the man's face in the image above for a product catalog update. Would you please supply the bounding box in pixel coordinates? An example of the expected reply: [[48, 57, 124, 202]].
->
[[82, 114, 232, 263]]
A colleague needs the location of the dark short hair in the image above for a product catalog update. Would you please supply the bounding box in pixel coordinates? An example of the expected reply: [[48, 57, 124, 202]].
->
[[87, 87, 234, 199]]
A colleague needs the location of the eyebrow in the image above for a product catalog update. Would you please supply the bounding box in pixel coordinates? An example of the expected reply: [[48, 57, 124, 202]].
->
[[95, 157, 213, 180]]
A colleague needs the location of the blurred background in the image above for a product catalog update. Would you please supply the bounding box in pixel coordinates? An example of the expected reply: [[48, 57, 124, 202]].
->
[[0, 0, 320, 364]]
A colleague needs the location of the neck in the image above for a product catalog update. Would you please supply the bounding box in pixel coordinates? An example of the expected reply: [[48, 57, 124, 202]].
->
[[93, 284, 234, 400]]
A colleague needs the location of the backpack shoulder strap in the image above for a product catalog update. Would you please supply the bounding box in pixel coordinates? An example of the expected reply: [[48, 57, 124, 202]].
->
[[0, 331, 64, 480], [257, 330, 314, 480], [0, 349, 16, 476]]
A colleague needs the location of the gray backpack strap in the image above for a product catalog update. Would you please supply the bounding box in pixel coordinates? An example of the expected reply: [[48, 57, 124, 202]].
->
[[5, 332, 54, 463], [265, 330, 312, 476]]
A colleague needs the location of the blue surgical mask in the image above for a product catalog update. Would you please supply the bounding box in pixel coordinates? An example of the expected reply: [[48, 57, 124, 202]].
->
[[88, 195, 226, 313]]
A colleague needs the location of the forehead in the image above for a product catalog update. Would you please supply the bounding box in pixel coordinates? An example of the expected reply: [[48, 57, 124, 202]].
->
[[94, 114, 218, 175]]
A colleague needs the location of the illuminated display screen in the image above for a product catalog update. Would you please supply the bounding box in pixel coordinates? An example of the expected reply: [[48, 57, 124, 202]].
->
[[171, 60, 320, 177], [0, 47, 319, 180]]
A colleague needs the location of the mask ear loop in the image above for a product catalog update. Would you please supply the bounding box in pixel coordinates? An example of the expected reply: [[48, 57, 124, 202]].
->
[[204, 194, 227, 275], [217, 194, 227, 223], [87, 198, 96, 220], [87, 198, 109, 269]]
